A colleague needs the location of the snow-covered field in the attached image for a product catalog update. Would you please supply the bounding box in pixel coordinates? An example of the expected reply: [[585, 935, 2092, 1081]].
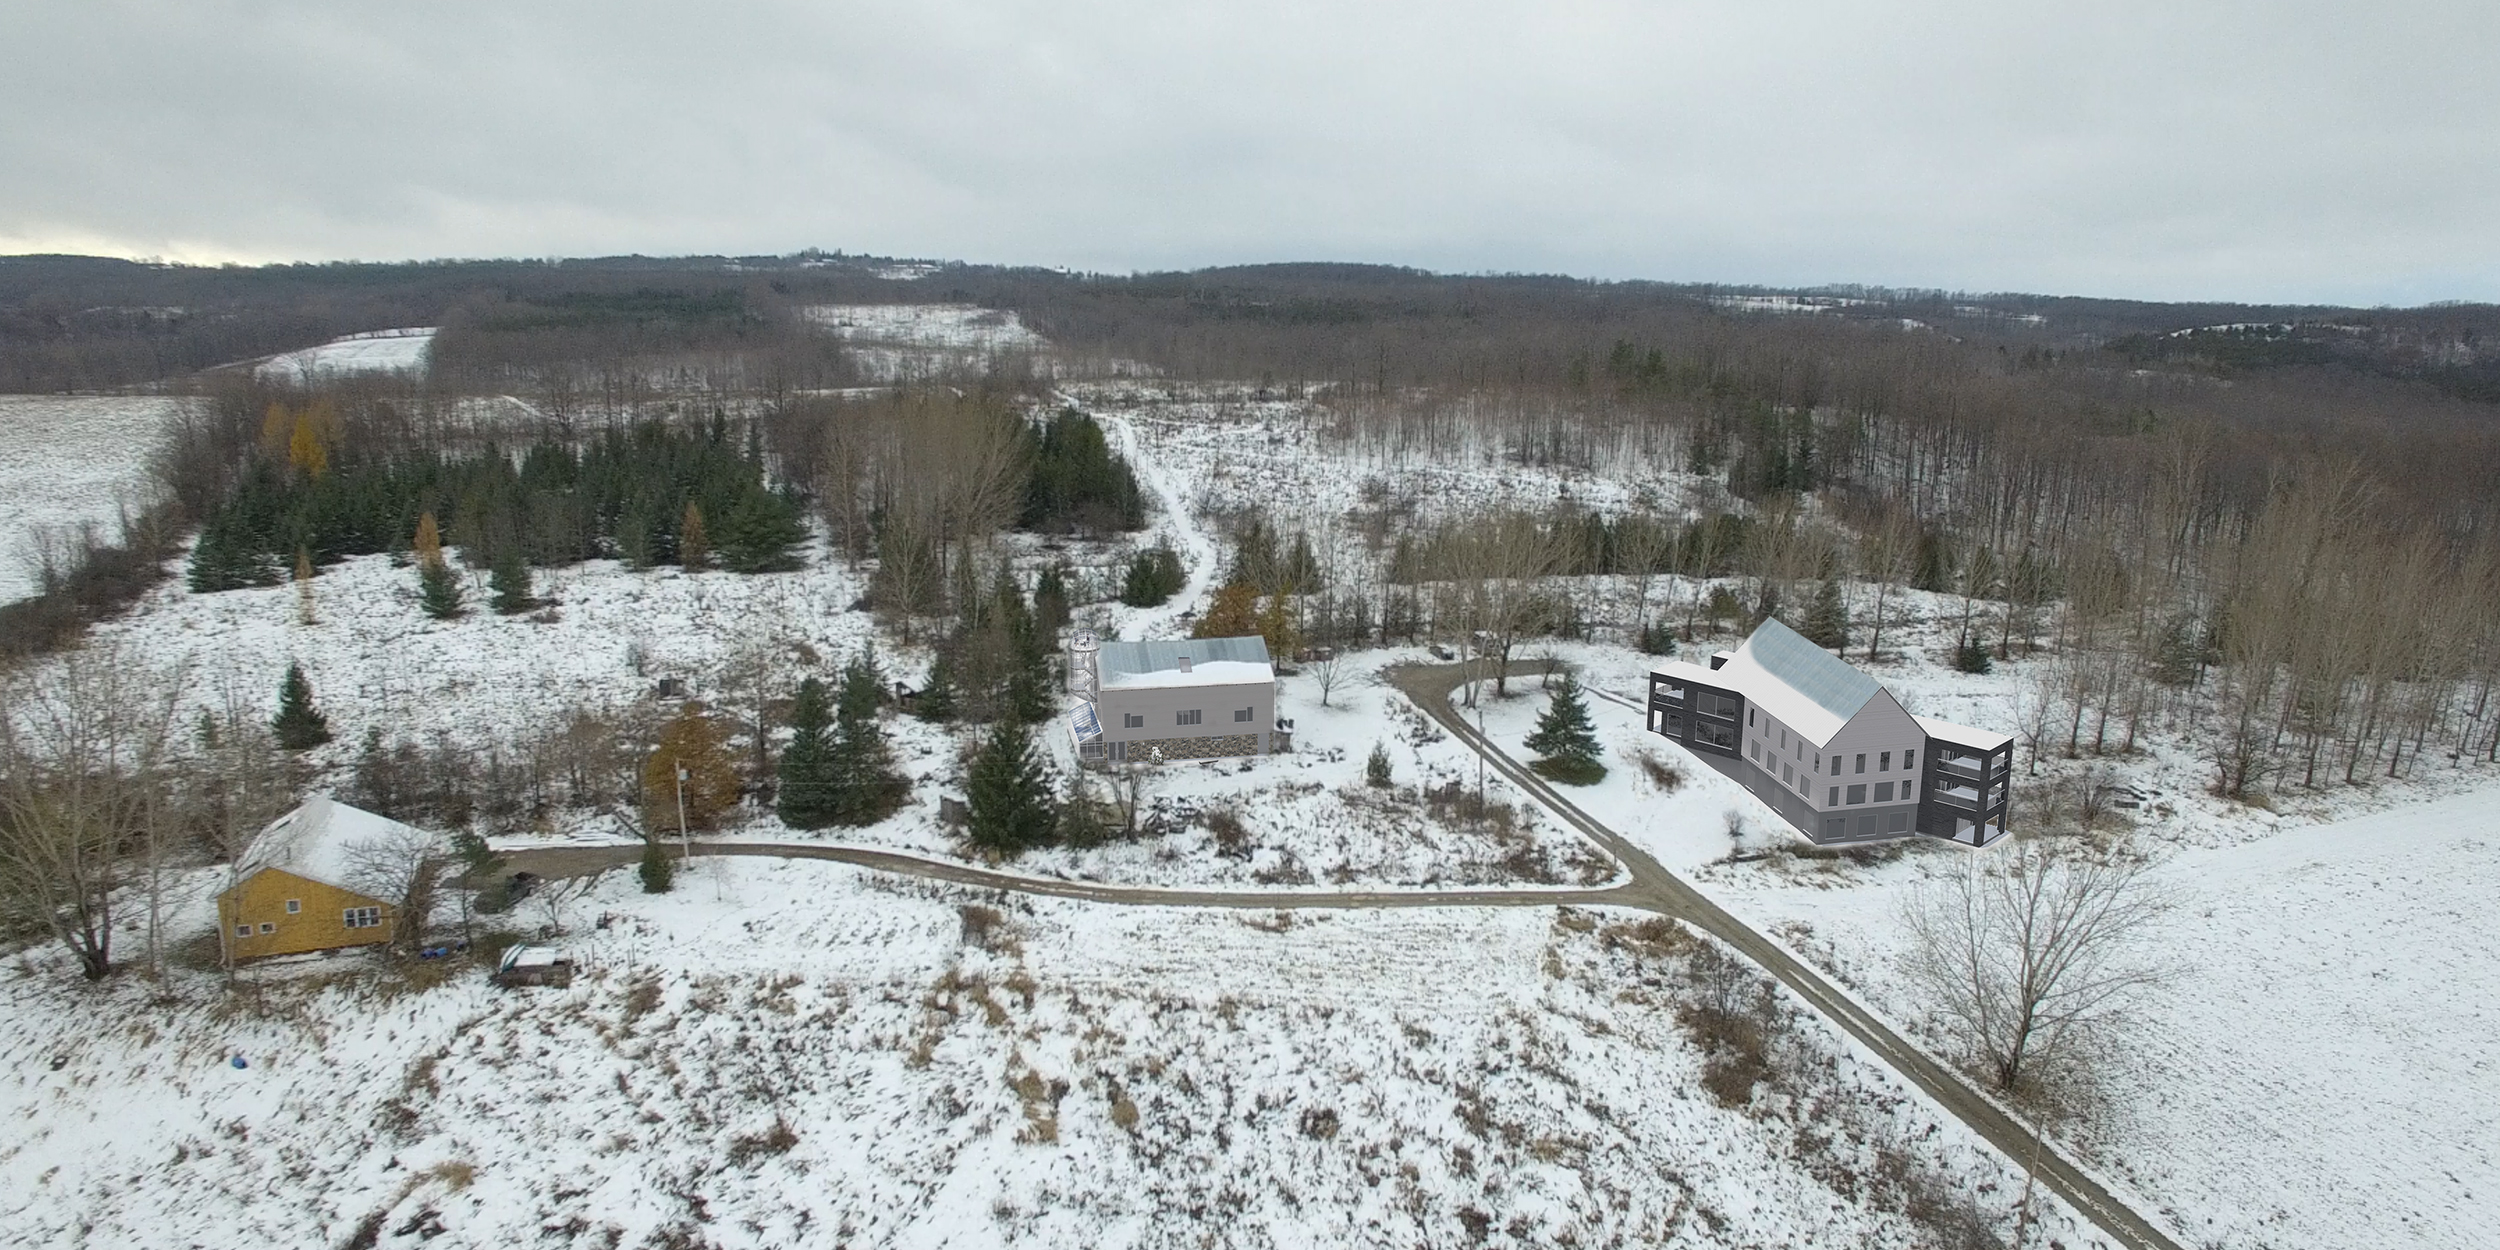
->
[[0, 854, 2091, 1249], [254, 328, 434, 383], [0, 393, 186, 604]]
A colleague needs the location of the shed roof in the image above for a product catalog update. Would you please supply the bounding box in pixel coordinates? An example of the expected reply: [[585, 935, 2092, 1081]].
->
[[1098, 636, 1273, 689], [235, 795, 434, 894]]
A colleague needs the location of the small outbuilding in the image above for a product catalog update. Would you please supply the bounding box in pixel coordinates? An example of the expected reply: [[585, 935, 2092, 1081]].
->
[[215, 796, 414, 964]]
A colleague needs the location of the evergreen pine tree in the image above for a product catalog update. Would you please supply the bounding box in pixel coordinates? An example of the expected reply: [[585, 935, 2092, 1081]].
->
[[1804, 579, 1850, 650], [1034, 563, 1071, 634], [489, 543, 535, 615], [639, 837, 675, 893], [916, 650, 960, 722], [271, 662, 333, 751], [1366, 741, 1394, 788], [415, 512, 464, 619], [1120, 548, 1183, 607], [996, 573, 1054, 725], [776, 677, 840, 829], [966, 718, 1055, 854], [1524, 671, 1605, 784], [828, 648, 904, 824]]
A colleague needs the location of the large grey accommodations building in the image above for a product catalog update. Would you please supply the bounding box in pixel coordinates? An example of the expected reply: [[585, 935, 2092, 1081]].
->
[[1646, 618, 2012, 846], [1066, 632, 1286, 764]]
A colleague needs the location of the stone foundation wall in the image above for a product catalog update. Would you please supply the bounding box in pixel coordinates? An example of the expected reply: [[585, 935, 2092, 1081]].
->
[[1119, 732, 1264, 762]]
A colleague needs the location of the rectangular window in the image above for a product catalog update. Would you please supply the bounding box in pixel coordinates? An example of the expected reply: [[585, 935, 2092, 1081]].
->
[[1234, 707, 1254, 722], [1855, 754, 1867, 774], [285, 899, 301, 914], [234, 924, 251, 938], [1694, 720, 1736, 750], [1177, 709, 1202, 726], [343, 907, 381, 929], [1782, 764, 1793, 785], [1749, 740, 1760, 760], [1813, 754, 1820, 772], [1779, 728, 1788, 749], [1887, 810, 1911, 833], [1847, 784, 1867, 805], [1875, 781, 1895, 802], [1904, 779, 1915, 798], [1903, 749, 1916, 771], [1748, 708, 1755, 726], [1827, 787, 1839, 806], [1880, 751, 1892, 772], [1123, 713, 1144, 729], [257, 922, 274, 934]]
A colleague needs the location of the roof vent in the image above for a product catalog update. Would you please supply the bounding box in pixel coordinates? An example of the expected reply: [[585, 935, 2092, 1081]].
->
[[1710, 650, 1735, 671], [1178, 654, 1193, 673]]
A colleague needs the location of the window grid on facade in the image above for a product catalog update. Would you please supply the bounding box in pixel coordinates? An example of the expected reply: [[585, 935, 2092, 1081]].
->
[[1123, 713, 1144, 729], [1177, 709, 1202, 726], [1233, 707, 1253, 722], [285, 899, 300, 914], [343, 907, 381, 929]]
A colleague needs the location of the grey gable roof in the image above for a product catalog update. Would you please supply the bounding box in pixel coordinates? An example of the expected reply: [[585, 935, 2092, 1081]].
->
[[1741, 617, 1882, 721], [1098, 635, 1271, 683]]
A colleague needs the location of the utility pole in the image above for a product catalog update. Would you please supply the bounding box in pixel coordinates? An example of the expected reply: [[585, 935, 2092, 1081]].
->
[[675, 762, 689, 865]]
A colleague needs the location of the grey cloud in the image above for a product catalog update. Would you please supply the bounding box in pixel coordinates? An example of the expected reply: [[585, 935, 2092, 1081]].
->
[[3, 0, 2495, 302]]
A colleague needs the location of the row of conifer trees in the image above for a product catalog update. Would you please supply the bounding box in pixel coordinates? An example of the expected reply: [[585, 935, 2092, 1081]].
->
[[188, 416, 808, 594]]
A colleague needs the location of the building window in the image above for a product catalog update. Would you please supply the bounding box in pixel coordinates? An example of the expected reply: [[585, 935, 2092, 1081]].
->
[[1855, 754, 1866, 774], [1875, 781, 1894, 802], [343, 907, 381, 929], [1813, 754, 1820, 771], [1234, 707, 1254, 722], [1694, 720, 1736, 750], [1903, 749, 1916, 771], [1887, 810, 1911, 833], [1827, 787, 1839, 806], [1847, 784, 1867, 805], [1080, 741, 1106, 758], [1781, 764, 1793, 785], [1123, 713, 1144, 729], [1880, 751, 1892, 771], [1904, 779, 1914, 798], [234, 924, 251, 938], [1177, 709, 1202, 726], [257, 923, 275, 934], [1749, 740, 1760, 760], [1748, 709, 1755, 726], [285, 899, 301, 914]]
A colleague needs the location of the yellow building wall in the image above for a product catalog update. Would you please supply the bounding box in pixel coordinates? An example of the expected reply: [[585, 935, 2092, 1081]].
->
[[216, 868, 395, 963]]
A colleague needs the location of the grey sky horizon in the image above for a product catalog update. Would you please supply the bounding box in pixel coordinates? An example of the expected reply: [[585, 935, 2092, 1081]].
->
[[4, 1, 2495, 306]]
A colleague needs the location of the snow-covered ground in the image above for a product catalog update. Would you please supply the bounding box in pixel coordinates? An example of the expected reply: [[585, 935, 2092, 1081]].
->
[[0, 393, 186, 604], [0, 854, 2091, 1249], [804, 305, 1048, 382], [254, 328, 435, 383], [1464, 639, 2500, 1250]]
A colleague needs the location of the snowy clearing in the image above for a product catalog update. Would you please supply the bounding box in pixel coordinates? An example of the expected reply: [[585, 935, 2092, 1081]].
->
[[0, 393, 185, 604], [253, 328, 434, 383]]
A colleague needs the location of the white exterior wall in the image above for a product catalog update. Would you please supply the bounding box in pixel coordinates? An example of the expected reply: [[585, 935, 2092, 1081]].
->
[[1818, 694, 1926, 810], [1095, 679, 1276, 744], [1740, 703, 1824, 809]]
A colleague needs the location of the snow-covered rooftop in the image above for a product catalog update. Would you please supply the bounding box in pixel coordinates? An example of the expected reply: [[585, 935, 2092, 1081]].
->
[[1098, 636, 1273, 690], [1914, 715, 2014, 752], [235, 795, 432, 894], [1657, 619, 1998, 749]]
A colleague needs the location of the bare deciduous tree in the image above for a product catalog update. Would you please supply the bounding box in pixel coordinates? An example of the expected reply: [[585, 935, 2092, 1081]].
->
[[0, 646, 186, 980], [1901, 839, 2176, 1097]]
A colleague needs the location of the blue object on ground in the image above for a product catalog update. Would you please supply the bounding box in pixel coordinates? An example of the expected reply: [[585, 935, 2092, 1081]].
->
[[230, 1055, 247, 1069]]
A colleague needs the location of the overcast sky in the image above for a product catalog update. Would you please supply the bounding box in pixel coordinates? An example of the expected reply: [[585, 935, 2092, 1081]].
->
[[3, 1, 2495, 304]]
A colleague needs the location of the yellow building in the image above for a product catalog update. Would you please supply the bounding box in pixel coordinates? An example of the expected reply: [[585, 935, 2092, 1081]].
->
[[216, 796, 421, 964]]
